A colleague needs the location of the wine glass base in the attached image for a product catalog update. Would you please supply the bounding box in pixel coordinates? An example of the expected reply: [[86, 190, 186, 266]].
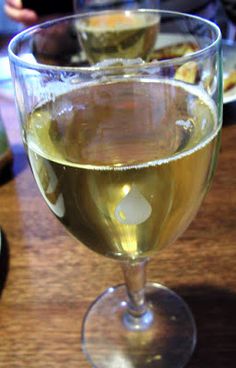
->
[[82, 283, 197, 368]]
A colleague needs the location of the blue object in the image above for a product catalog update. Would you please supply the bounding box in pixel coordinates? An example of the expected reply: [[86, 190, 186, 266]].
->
[[0, 0, 22, 34]]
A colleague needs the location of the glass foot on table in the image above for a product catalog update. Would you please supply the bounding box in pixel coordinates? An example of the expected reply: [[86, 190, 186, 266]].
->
[[82, 283, 197, 368]]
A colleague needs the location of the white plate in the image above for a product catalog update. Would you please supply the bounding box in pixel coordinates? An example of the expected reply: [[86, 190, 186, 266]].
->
[[223, 40, 236, 104]]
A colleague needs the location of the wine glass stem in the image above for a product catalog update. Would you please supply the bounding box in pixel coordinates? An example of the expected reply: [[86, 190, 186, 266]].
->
[[121, 258, 153, 331]]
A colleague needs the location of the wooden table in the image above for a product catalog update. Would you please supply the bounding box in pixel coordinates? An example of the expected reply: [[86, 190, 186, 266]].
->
[[0, 84, 235, 368]]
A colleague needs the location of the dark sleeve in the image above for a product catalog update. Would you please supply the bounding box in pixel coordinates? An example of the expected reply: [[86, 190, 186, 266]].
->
[[22, 0, 74, 17], [221, 0, 236, 24]]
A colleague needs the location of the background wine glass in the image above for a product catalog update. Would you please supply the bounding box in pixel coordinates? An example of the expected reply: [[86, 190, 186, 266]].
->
[[74, 0, 160, 13], [73, 0, 161, 65], [75, 8, 160, 63], [9, 10, 222, 368]]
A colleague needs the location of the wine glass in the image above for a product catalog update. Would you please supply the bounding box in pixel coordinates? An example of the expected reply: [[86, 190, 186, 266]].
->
[[8, 10, 222, 368], [74, 0, 160, 13]]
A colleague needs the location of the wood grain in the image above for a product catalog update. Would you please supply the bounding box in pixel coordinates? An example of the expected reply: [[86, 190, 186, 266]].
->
[[0, 86, 235, 367]]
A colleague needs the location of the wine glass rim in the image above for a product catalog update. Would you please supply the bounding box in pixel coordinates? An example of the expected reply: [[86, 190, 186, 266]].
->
[[8, 9, 221, 73]]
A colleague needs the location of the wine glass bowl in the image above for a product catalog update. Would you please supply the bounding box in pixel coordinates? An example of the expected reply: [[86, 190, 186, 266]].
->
[[9, 10, 222, 368], [73, 0, 160, 13], [75, 10, 160, 63], [73, 0, 161, 65]]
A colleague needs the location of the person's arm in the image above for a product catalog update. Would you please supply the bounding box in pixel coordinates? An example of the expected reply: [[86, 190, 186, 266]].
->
[[4, 0, 38, 25], [4, 0, 73, 26]]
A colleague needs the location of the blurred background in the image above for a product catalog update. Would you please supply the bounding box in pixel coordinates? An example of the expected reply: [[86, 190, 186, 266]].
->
[[0, 0, 22, 35]]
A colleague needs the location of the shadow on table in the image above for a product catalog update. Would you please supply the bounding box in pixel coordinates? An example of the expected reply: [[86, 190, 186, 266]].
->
[[223, 101, 236, 125], [0, 144, 27, 185], [175, 284, 236, 368], [0, 228, 9, 297], [12, 144, 28, 176]]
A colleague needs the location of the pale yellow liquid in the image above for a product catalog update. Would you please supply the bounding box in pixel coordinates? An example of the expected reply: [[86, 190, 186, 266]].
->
[[76, 12, 159, 63], [25, 79, 220, 260]]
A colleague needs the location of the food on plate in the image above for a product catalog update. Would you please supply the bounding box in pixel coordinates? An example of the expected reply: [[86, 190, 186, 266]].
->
[[148, 42, 199, 61], [223, 70, 236, 92], [149, 41, 236, 94], [174, 61, 198, 84]]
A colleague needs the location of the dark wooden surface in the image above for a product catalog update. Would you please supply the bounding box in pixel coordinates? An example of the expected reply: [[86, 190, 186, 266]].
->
[[0, 83, 235, 368]]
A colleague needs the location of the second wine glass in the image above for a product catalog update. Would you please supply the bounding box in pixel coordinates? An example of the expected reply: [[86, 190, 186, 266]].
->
[[74, 0, 160, 13]]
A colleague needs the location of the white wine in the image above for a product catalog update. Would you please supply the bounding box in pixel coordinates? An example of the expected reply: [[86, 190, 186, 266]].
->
[[76, 12, 159, 63], [25, 79, 220, 259]]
